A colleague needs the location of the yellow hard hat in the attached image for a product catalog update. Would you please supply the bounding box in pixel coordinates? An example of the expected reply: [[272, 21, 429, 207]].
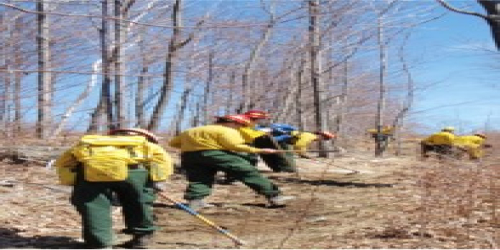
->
[[442, 126, 455, 132]]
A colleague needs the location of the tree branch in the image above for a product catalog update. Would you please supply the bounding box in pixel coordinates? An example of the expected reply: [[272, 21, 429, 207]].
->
[[435, 0, 488, 20]]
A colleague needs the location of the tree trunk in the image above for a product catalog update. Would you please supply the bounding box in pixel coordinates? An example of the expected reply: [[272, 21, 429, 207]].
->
[[336, 60, 349, 136], [114, 0, 125, 129], [136, 64, 148, 129], [226, 71, 235, 114], [175, 41, 197, 135], [478, 0, 500, 50], [192, 101, 200, 127], [309, 0, 328, 157], [375, 15, 387, 157], [13, 17, 22, 133], [37, 0, 52, 139], [203, 51, 214, 124], [0, 14, 10, 124], [276, 61, 298, 123], [239, 2, 275, 112], [88, 0, 113, 132], [296, 54, 306, 130], [148, 0, 183, 131]]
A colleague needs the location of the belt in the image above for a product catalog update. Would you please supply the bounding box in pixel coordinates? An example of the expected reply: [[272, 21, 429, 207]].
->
[[128, 164, 144, 169]]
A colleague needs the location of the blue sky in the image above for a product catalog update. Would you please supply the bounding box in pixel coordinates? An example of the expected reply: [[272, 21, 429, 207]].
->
[[407, 4, 500, 134]]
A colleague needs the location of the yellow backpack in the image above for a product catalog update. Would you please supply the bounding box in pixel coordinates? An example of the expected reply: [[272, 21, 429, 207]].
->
[[71, 135, 149, 182]]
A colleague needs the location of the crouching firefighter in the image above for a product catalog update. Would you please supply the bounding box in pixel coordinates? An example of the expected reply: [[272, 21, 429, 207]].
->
[[54, 128, 173, 249]]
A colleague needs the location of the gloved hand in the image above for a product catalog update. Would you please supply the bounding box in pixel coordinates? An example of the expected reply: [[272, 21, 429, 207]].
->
[[152, 182, 166, 192], [260, 148, 278, 154]]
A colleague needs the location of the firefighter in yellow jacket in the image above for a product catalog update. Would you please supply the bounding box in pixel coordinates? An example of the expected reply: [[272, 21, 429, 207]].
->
[[290, 131, 336, 159], [454, 133, 488, 160], [169, 115, 294, 211], [367, 125, 394, 153], [421, 127, 456, 159], [55, 128, 173, 249]]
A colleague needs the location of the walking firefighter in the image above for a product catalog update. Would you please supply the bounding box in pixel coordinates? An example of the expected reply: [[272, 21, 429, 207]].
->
[[54, 128, 173, 249], [453, 132, 490, 160], [420, 126, 456, 159], [240, 110, 297, 173], [168, 114, 295, 211]]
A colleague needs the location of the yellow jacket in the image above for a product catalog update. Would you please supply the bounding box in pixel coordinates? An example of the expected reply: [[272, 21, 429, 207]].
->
[[454, 135, 484, 148], [291, 131, 318, 153], [367, 126, 394, 135], [169, 124, 263, 153], [238, 126, 266, 144], [454, 135, 485, 159], [422, 131, 455, 146], [55, 137, 173, 185]]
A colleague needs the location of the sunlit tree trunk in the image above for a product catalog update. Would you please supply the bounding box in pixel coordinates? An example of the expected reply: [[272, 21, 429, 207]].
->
[[375, 15, 387, 157], [309, 0, 328, 157], [114, 0, 125, 128], [136, 32, 148, 128], [148, 0, 183, 131], [89, 0, 113, 132], [37, 0, 52, 138]]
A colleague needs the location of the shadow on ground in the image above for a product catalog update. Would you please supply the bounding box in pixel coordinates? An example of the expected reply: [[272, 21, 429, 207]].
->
[[269, 176, 394, 188], [0, 227, 81, 249]]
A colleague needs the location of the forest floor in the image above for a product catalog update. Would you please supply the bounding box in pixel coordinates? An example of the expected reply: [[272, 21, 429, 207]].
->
[[0, 144, 499, 249]]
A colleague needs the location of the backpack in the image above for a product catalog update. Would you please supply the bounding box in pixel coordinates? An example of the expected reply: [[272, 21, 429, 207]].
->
[[71, 135, 149, 182]]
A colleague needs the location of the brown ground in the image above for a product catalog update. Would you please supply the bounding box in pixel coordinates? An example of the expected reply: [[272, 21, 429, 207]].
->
[[0, 144, 499, 249]]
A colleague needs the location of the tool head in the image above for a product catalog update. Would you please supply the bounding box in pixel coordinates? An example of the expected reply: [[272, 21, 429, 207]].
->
[[109, 128, 159, 143]]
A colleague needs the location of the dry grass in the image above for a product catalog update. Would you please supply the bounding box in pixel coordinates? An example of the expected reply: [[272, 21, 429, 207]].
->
[[0, 137, 498, 248]]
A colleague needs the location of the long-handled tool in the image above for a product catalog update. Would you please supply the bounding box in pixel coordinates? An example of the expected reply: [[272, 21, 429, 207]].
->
[[313, 158, 360, 175], [156, 192, 246, 246], [280, 155, 359, 175], [275, 149, 340, 153]]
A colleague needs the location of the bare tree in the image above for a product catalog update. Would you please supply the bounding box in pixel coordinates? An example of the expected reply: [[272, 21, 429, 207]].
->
[[13, 17, 22, 134], [309, 0, 329, 157], [148, 0, 198, 131], [89, 0, 113, 132], [238, 0, 276, 112], [114, 0, 125, 128], [37, 0, 52, 138]]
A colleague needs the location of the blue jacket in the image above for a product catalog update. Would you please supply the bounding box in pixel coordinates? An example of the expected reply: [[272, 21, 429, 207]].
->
[[256, 123, 298, 142]]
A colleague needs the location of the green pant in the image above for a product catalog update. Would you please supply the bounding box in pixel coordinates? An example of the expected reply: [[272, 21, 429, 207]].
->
[[233, 152, 259, 166], [181, 150, 281, 200], [254, 136, 296, 172], [71, 168, 157, 248]]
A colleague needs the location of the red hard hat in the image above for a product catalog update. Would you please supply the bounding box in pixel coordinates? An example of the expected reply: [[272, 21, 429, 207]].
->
[[243, 110, 270, 119], [316, 131, 335, 139], [109, 128, 159, 143], [220, 114, 251, 126]]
